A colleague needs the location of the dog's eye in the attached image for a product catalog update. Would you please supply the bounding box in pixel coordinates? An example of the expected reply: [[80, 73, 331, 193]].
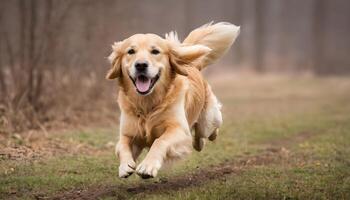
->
[[127, 49, 135, 55], [151, 49, 160, 55]]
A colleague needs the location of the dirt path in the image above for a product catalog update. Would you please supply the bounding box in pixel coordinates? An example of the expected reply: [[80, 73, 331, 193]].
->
[[50, 131, 313, 200]]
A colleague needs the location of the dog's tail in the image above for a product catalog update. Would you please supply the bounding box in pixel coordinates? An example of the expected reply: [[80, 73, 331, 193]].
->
[[183, 22, 240, 70]]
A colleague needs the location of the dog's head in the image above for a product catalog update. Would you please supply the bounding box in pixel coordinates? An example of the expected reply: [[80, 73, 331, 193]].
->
[[106, 33, 210, 96]]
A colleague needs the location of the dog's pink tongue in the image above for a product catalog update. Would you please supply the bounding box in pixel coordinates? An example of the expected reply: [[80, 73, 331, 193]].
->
[[136, 78, 151, 92]]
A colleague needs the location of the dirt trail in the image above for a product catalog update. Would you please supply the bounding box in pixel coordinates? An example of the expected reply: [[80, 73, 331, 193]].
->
[[49, 131, 313, 200]]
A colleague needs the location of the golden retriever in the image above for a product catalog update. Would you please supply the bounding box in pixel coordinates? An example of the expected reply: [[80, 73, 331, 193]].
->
[[106, 22, 240, 179]]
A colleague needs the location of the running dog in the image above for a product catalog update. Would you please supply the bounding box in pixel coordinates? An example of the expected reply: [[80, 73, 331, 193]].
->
[[106, 22, 240, 178]]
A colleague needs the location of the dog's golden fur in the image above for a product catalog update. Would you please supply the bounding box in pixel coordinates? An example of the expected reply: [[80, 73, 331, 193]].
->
[[107, 22, 240, 178]]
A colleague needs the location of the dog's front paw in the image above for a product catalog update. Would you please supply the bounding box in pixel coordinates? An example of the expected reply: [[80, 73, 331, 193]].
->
[[136, 159, 161, 179], [119, 161, 135, 178]]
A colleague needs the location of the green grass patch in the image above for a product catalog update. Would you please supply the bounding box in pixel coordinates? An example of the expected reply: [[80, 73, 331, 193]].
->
[[140, 165, 349, 200], [128, 111, 350, 200], [58, 128, 117, 148]]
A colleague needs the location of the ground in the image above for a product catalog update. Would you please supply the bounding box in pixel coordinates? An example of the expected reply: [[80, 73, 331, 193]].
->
[[1, 73, 350, 200]]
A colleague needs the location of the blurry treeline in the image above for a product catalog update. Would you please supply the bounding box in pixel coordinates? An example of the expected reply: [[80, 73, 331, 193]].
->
[[0, 0, 349, 133]]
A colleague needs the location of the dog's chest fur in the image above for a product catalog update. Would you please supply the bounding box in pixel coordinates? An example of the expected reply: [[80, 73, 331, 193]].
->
[[118, 70, 207, 147]]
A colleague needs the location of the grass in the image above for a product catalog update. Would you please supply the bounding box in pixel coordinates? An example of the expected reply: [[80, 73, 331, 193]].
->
[[59, 128, 117, 148], [0, 74, 350, 199], [1, 155, 115, 195], [145, 165, 349, 200], [130, 106, 350, 200]]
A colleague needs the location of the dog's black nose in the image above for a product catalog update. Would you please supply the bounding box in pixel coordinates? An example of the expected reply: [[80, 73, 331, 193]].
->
[[135, 61, 148, 72]]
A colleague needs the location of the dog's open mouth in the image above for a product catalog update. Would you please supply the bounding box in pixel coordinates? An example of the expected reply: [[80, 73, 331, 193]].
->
[[130, 72, 160, 95]]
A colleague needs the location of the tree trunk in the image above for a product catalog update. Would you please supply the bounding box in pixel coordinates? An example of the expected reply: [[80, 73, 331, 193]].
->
[[232, 0, 243, 64], [313, 0, 326, 75], [254, 0, 264, 72]]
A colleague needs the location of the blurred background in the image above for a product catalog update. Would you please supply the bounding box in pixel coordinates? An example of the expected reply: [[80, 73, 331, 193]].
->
[[0, 0, 349, 134]]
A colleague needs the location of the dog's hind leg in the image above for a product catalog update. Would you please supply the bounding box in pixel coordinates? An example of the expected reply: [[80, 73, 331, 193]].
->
[[193, 91, 222, 151], [208, 128, 219, 141], [193, 123, 205, 151]]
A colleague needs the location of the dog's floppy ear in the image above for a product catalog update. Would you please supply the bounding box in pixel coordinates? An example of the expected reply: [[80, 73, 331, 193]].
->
[[106, 42, 123, 79], [168, 44, 211, 76]]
